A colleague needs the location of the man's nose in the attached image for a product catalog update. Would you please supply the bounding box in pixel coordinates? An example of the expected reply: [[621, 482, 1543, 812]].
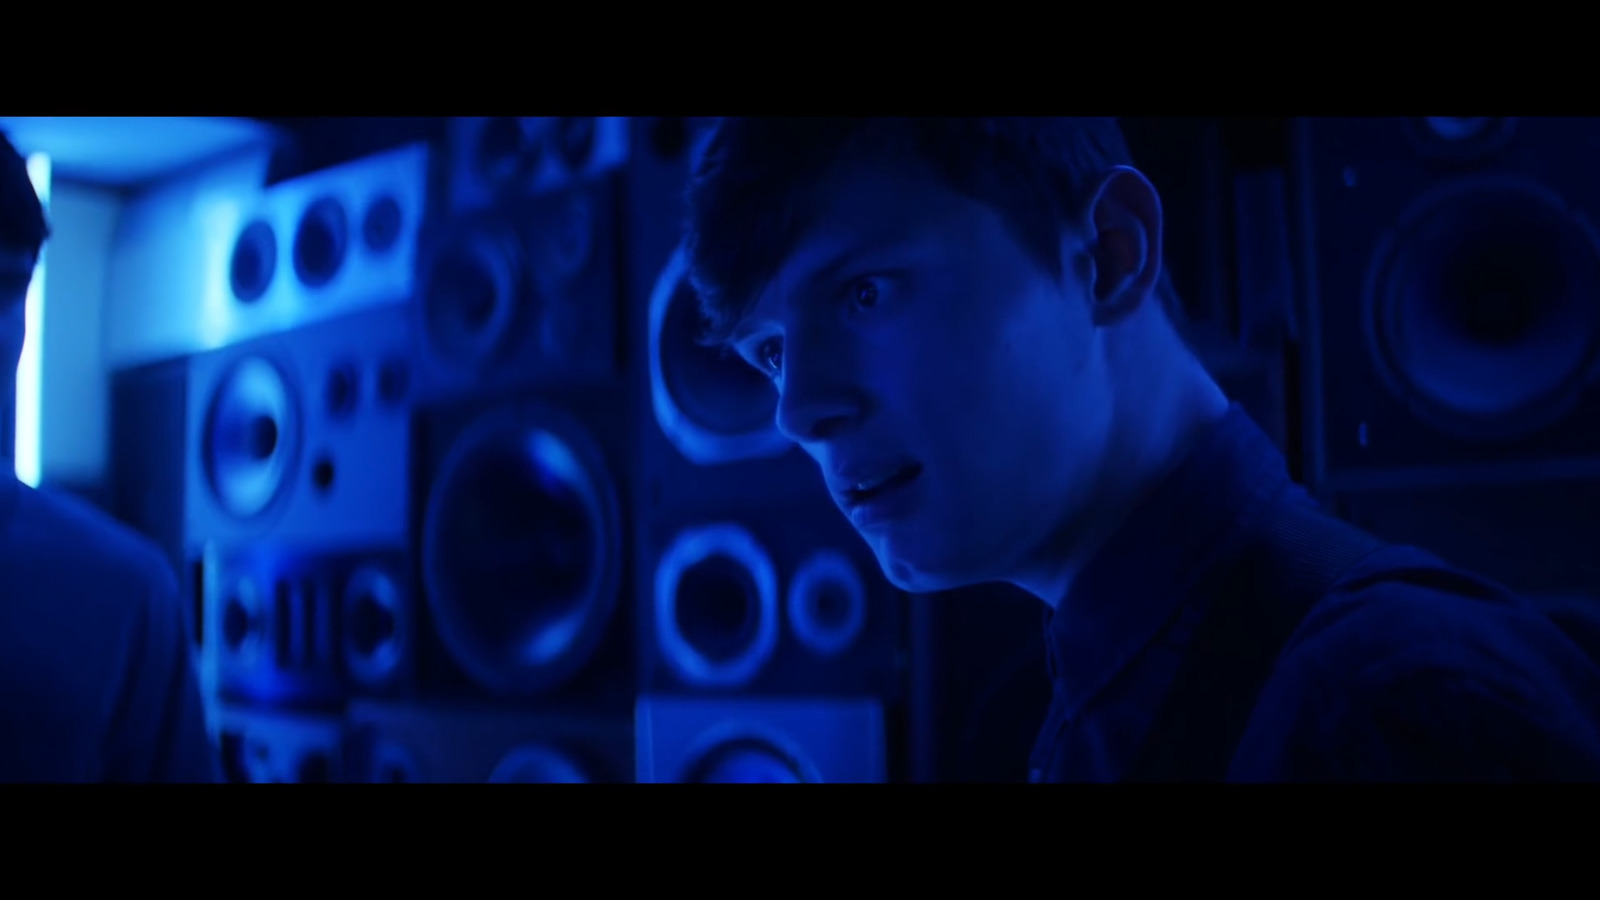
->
[[773, 338, 865, 444]]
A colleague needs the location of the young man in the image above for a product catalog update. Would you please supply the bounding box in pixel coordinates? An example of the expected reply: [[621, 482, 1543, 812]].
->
[[682, 117, 1600, 781], [0, 130, 219, 782]]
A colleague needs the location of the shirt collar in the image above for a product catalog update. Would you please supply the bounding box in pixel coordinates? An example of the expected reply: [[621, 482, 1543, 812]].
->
[[1041, 403, 1294, 718]]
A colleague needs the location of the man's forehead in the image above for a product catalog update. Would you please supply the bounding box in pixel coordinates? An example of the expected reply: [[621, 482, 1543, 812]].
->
[[742, 166, 961, 334]]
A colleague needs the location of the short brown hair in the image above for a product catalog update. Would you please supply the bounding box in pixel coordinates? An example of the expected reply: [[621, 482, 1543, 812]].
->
[[681, 117, 1181, 346]]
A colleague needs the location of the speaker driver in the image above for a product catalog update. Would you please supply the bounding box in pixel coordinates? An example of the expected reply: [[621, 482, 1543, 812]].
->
[[648, 246, 789, 466], [1365, 176, 1600, 440], [1405, 116, 1518, 164], [680, 736, 817, 783], [422, 403, 621, 697], [202, 356, 298, 520]]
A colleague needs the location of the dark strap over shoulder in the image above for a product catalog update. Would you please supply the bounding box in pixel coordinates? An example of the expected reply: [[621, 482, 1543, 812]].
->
[[1124, 501, 1384, 782]]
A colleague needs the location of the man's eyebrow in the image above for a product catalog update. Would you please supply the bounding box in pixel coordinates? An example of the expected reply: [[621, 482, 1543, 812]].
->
[[728, 318, 759, 346], [729, 236, 910, 344]]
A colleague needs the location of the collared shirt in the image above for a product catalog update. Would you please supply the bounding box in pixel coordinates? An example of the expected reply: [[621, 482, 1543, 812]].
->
[[0, 475, 220, 782], [1028, 404, 1600, 782]]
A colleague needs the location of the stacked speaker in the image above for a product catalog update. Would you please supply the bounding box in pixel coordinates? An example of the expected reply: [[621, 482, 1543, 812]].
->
[[341, 117, 636, 782], [120, 116, 910, 782], [182, 143, 432, 782], [1290, 117, 1600, 614], [624, 118, 904, 782]]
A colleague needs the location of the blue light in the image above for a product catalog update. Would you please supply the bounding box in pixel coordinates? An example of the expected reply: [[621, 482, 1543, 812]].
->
[[14, 152, 49, 487]]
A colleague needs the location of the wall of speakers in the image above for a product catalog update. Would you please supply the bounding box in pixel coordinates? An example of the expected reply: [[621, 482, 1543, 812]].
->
[[622, 117, 905, 783], [327, 117, 643, 780]]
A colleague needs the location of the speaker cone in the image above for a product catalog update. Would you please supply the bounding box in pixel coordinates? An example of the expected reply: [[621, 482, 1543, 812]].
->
[[1366, 177, 1600, 439], [202, 356, 298, 520], [681, 737, 812, 783], [293, 196, 349, 289], [648, 246, 790, 465], [786, 549, 867, 658], [487, 745, 590, 783], [1405, 117, 1517, 164], [655, 523, 779, 688], [229, 219, 276, 304], [418, 219, 525, 373], [422, 404, 620, 696]]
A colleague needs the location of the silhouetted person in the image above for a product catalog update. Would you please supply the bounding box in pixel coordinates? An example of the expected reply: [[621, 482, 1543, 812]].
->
[[0, 130, 219, 782], [681, 118, 1600, 781]]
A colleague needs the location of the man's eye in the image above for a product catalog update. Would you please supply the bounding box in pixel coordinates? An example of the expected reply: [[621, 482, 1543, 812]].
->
[[851, 278, 880, 309], [755, 337, 783, 375]]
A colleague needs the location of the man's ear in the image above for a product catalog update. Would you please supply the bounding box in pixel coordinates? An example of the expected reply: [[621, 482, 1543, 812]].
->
[[1078, 165, 1163, 327]]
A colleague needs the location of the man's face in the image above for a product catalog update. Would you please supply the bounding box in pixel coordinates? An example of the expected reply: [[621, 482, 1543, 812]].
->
[[0, 246, 32, 389], [732, 164, 1118, 593]]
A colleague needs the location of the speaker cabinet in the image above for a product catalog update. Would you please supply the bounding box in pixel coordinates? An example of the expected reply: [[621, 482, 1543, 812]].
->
[[224, 142, 432, 335], [445, 117, 628, 215], [211, 703, 347, 783], [1292, 117, 1600, 491], [635, 695, 884, 783], [344, 699, 632, 783], [183, 304, 413, 551]]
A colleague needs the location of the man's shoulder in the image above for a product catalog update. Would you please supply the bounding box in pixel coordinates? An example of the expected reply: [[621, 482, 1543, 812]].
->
[[3, 484, 176, 601], [1268, 541, 1600, 714], [1233, 541, 1600, 779]]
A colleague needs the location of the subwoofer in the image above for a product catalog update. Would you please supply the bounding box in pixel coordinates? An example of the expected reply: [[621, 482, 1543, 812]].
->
[[1291, 116, 1600, 491], [1291, 116, 1600, 661], [407, 391, 635, 709], [379, 119, 637, 720]]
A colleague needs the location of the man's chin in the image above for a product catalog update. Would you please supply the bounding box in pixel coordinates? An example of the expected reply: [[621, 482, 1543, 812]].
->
[[872, 539, 971, 595]]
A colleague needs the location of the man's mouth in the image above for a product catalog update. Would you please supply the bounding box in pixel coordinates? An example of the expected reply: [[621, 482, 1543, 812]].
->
[[843, 463, 923, 508]]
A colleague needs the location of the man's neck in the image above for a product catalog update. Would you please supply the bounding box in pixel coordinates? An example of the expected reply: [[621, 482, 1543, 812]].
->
[[1013, 355, 1230, 610]]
